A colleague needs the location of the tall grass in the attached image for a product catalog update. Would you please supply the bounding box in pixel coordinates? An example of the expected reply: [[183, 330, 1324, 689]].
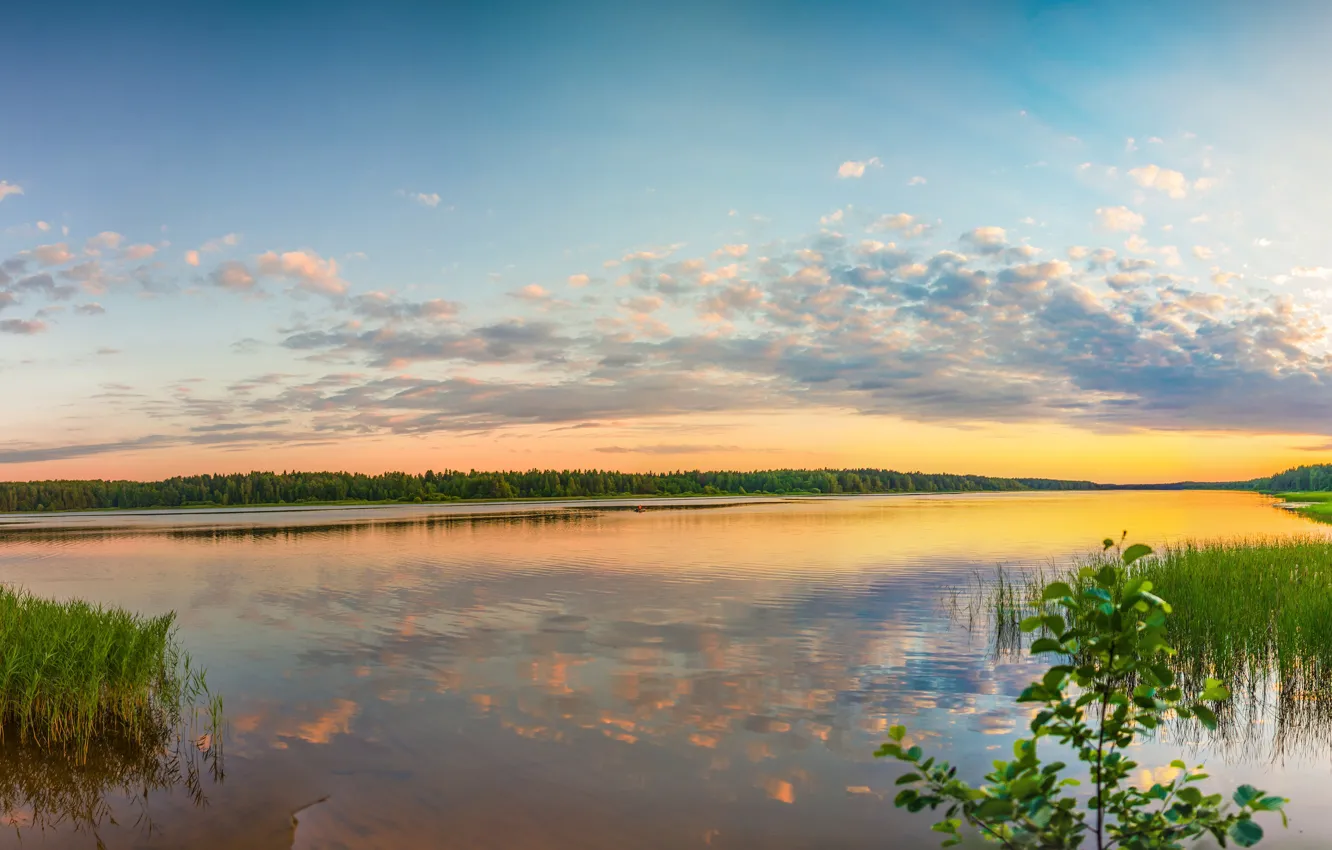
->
[[953, 536, 1332, 759], [0, 585, 220, 757]]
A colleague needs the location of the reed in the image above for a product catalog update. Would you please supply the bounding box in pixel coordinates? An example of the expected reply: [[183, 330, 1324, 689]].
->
[[0, 585, 217, 756], [956, 536, 1332, 759]]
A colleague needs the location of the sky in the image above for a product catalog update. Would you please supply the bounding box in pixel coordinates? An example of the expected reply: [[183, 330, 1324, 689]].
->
[[4, 0, 1332, 484]]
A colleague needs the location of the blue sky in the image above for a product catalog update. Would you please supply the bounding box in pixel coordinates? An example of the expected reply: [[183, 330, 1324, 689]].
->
[[3, 0, 1332, 481]]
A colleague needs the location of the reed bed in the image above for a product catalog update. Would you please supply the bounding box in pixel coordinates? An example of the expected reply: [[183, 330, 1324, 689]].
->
[[952, 536, 1332, 759], [0, 585, 217, 756]]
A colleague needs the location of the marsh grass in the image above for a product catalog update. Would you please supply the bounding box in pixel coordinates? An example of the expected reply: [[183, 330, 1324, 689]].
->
[[0, 585, 221, 757], [951, 536, 1332, 760]]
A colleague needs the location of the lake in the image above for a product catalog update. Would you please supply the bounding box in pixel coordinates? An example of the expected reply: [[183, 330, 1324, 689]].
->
[[1, 491, 1328, 849]]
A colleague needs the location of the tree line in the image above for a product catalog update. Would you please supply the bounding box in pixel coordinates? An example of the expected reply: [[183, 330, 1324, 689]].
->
[[1250, 463, 1332, 493], [0, 468, 1100, 512]]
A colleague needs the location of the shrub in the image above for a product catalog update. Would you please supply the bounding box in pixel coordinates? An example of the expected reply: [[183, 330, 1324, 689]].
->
[[879, 541, 1288, 849]]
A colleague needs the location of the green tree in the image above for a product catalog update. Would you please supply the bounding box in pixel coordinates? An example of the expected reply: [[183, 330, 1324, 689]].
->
[[880, 541, 1287, 849]]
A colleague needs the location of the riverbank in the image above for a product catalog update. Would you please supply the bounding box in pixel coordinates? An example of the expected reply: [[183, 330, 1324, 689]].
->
[[1272, 492, 1332, 522]]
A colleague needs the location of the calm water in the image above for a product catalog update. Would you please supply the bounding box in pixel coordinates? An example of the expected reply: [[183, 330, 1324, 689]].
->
[[1, 491, 1329, 849]]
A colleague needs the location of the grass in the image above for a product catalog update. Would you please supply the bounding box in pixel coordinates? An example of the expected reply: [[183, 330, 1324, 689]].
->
[[952, 536, 1332, 759], [1272, 491, 1332, 523], [0, 585, 220, 757]]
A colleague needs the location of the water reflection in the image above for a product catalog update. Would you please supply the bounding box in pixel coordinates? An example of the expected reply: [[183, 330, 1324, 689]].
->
[[0, 492, 1327, 848], [0, 726, 223, 840]]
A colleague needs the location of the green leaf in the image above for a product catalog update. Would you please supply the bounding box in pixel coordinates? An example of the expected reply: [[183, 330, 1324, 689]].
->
[[1230, 819, 1264, 847], [889, 724, 906, 742], [1233, 784, 1262, 807], [1020, 615, 1044, 633], [1103, 537, 1115, 550], [974, 797, 1012, 819], [1122, 543, 1153, 566], [1193, 704, 1218, 730], [1042, 581, 1074, 601], [1256, 795, 1287, 811], [894, 789, 918, 808], [1030, 638, 1063, 654], [895, 772, 922, 785], [1176, 786, 1204, 805]]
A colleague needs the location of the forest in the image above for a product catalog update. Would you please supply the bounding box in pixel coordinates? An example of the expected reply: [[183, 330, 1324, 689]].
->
[[0, 468, 1099, 512], [1249, 463, 1332, 492]]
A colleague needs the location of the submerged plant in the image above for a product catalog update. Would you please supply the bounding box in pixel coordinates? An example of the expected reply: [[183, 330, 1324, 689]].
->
[[880, 541, 1288, 849]]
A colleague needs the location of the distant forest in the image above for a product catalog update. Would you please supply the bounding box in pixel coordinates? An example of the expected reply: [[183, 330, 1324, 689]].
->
[[1248, 464, 1332, 493], [0, 468, 1100, 513]]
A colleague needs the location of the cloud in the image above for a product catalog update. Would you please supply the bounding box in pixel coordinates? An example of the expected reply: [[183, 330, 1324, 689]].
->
[[0, 319, 47, 335], [1191, 246, 1214, 260], [1292, 266, 1332, 280], [0, 292, 15, 312], [255, 250, 348, 296], [1128, 165, 1189, 199], [511, 284, 551, 303], [0, 181, 22, 202], [837, 157, 881, 179], [870, 214, 929, 239], [123, 243, 157, 260], [1096, 207, 1145, 232], [349, 291, 461, 320], [31, 243, 74, 266], [84, 231, 124, 254], [201, 233, 241, 253], [716, 244, 749, 258], [185, 249, 200, 266], [568, 273, 592, 288], [210, 260, 258, 292], [907, 176, 927, 186], [75, 303, 106, 316], [960, 226, 1007, 253], [406, 191, 442, 207]]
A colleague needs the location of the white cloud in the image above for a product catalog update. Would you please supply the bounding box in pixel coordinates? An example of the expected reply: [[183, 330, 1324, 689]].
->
[[715, 243, 749, 258], [870, 213, 929, 238], [36, 221, 50, 231], [837, 157, 881, 179], [0, 181, 22, 202], [1096, 206, 1145, 232], [1125, 137, 1138, 152], [407, 191, 442, 208], [1190, 214, 1210, 224], [1128, 164, 1189, 199], [84, 232, 123, 254], [906, 176, 927, 186], [1292, 266, 1332, 280], [1254, 238, 1272, 248], [567, 273, 591, 288], [1124, 234, 1150, 253], [1146, 136, 1164, 144], [820, 209, 844, 225], [960, 226, 1007, 253], [185, 249, 201, 266], [1211, 271, 1240, 287], [1067, 246, 1090, 260], [1193, 177, 1218, 192], [1192, 246, 1214, 260], [255, 250, 348, 296]]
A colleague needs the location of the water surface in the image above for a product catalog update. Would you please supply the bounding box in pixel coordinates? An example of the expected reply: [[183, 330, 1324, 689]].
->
[[1, 491, 1327, 848]]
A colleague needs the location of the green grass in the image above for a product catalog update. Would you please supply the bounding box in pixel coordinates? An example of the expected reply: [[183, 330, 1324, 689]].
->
[[956, 537, 1332, 757], [0, 586, 218, 756], [1272, 491, 1332, 522]]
